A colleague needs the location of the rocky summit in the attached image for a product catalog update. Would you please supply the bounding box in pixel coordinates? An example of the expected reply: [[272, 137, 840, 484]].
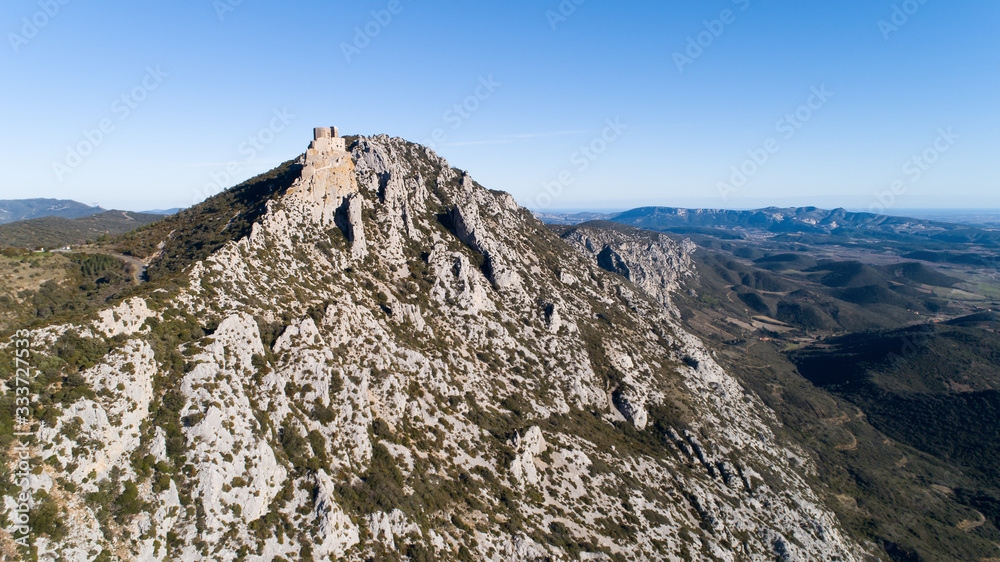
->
[[3, 130, 872, 561]]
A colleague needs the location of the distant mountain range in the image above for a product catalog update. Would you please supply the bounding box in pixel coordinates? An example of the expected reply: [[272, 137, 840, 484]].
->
[[141, 207, 183, 215], [612, 205, 969, 232], [540, 206, 1000, 250], [0, 198, 103, 225], [0, 198, 181, 225]]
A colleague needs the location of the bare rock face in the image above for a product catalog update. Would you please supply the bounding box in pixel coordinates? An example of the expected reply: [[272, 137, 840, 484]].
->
[[93, 296, 154, 336], [509, 426, 547, 486], [541, 300, 562, 333], [312, 470, 360, 557], [612, 385, 648, 431], [451, 198, 522, 290], [428, 244, 494, 314], [9, 133, 869, 561], [366, 509, 419, 550], [345, 193, 367, 260], [294, 146, 359, 226], [177, 313, 288, 548], [559, 224, 696, 311]]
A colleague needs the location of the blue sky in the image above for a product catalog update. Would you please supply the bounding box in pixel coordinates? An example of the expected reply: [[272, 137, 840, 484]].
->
[[2, 0, 997, 212]]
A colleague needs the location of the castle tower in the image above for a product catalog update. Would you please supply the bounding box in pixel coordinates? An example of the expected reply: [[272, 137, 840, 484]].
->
[[309, 126, 346, 154]]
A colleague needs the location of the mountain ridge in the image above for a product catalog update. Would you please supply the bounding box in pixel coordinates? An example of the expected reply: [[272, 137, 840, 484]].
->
[[539, 205, 1000, 249], [3, 132, 867, 560], [0, 198, 103, 225]]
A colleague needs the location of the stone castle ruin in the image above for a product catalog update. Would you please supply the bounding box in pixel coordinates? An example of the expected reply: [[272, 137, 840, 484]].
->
[[310, 126, 347, 154], [293, 126, 364, 260]]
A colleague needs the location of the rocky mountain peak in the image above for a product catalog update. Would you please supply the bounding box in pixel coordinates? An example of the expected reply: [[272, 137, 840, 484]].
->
[[7, 132, 869, 561]]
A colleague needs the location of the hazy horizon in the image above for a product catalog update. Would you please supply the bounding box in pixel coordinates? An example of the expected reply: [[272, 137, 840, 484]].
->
[[3, 1, 998, 213], [10, 196, 1000, 222]]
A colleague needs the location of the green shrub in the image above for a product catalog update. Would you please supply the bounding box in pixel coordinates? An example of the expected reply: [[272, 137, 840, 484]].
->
[[30, 496, 67, 540]]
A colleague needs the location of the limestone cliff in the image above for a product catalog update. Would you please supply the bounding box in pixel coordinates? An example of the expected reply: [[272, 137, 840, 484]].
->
[[2, 133, 869, 561], [557, 223, 697, 312]]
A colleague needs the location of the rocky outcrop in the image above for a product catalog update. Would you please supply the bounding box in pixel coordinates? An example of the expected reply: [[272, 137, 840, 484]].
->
[[313, 470, 360, 557], [559, 224, 696, 311], [451, 193, 522, 289], [612, 385, 648, 431], [7, 133, 868, 561], [93, 296, 154, 336], [509, 426, 546, 486], [366, 509, 420, 550], [344, 193, 367, 260]]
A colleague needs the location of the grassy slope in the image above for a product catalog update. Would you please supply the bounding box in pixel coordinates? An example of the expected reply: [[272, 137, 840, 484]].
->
[[108, 158, 302, 281], [0, 211, 163, 249], [0, 159, 305, 335]]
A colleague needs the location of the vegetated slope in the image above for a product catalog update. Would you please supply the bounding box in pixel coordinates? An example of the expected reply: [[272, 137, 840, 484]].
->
[[0, 198, 102, 225], [725, 339, 1000, 562], [1, 135, 868, 561], [691, 252, 956, 333], [0, 210, 162, 249], [0, 251, 135, 332], [902, 250, 997, 267], [556, 221, 1000, 560], [109, 158, 303, 281], [790, 323, 1000, 483]]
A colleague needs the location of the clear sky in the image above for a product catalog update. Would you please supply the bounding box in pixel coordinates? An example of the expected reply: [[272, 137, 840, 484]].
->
[[2, 0, 998, 212]]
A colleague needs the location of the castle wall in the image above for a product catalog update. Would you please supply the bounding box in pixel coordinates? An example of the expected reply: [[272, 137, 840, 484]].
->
[[309, 126, 347, 154]]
